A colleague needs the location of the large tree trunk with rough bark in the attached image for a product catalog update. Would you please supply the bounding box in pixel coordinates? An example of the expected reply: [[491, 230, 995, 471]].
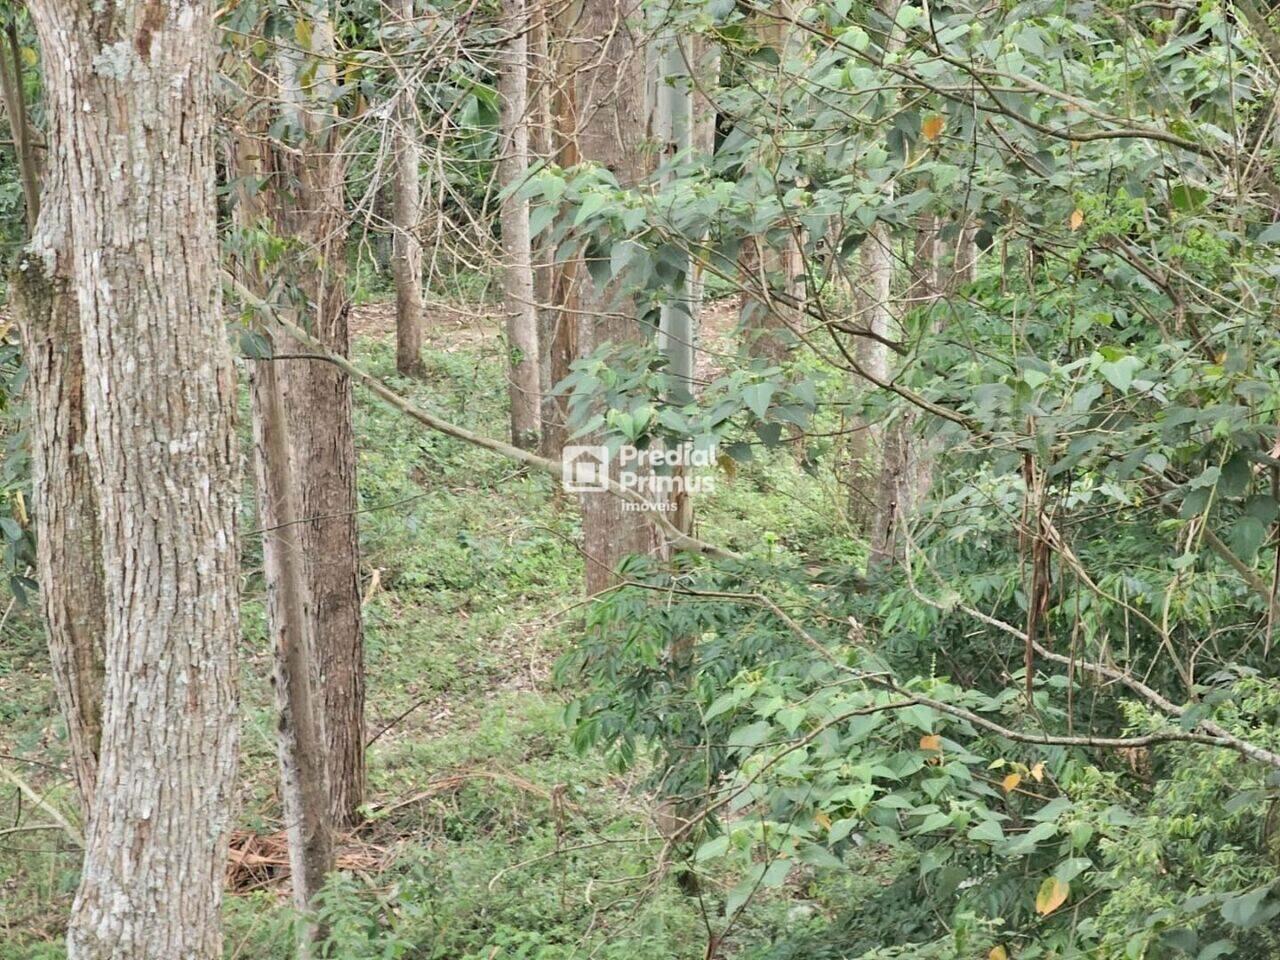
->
[[391, 0, 425, 377], [26, 2, 242, 956], [10, 144, 104, 810], [499, 0, 541, 450], [573, 0, 662, 593]]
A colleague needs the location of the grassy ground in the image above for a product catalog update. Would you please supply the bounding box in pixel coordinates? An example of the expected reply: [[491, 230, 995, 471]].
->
[[0, 301, 856, 959]]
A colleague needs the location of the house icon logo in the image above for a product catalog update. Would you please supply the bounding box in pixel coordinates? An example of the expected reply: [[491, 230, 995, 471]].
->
[[562, 445, 609, 493]]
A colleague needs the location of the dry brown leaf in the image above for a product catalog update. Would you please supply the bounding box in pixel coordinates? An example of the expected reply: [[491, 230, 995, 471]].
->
[[1031, 761, 1045, 782], [1002, 773, 1022, 793], [1069, 208, 1084, 231], [922, 115, 944, 140], [919, 734, 942, 751]]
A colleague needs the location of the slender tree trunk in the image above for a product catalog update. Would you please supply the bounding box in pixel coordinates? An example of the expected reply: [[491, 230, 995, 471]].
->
[[857, 0, 906, 567], [499, 0, 541, 450], [391, 0, 425, 377], [10, 142, 103, 809], [229, 116, 336, 939], [539, 4, 575, 460], [529, 0, 557, 455], [275, 4, 366, 828], [0, 22, 39, 232], [27, 2, 241, 956], [652, 19, 697, 531], [738, 4, 802, 362], [574, 0, 662, 593], [855, 223, 897, 558], [691, 35, 719, 157], [251, 354, 335, 942]]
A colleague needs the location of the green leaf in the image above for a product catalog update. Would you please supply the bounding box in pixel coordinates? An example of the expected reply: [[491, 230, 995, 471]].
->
[[704, 691, 743, 721], [1221, 886, 1271, 928], [573, 192, 608, 227], [1099, 355, 1142, 392], [761, 858, 792, 887], [968, 818, 1005, 843], [729, 720, 772, 749], [528, 203, 556, 237], [742, 383, 776, 419], [798, 842, 843, 869], [914, 811, 953, 834], [829, 817, 859, 844], [694, 834, 729, 862]]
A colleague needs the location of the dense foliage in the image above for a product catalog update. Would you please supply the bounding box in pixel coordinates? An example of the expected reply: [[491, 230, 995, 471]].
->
[[549, 1, 1280, 957]]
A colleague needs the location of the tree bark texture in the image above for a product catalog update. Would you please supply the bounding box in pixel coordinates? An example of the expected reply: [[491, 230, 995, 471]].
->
[[0, 22, 40, 232], [499, 0, 542, 449], [855, 223, 899, 561], [250, 354, 335, 933], [229, 117, 336, 933], [572, 0, 662, 593], [538, 4, 575, 459], [26, 2, 242, 956], [10, 139, 104, 810], [273, 6, 366, 828], [391, 0, 425, 377]]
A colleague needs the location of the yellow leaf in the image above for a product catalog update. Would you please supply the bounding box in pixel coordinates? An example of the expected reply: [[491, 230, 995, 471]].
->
[[1035, 876, 1070, 916], [814, 811, 832, 830], [1002, 773, 1022, 793], [1031, 762, 1045, 782], [919, 734, 942, 751], [1069, 208, 1084, 231], [20, 46, 37, 67], [990, 947, 1008, 960], [294, 18, 314, 51], [921, 115, 944, 140]]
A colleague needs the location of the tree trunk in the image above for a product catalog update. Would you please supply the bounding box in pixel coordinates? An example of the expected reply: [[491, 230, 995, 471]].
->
[[0, 21, 39, 232], [529, 0, 557, 456], [10, 142, 104, 810], [652, 21, 697, 531], [251, 354, 335, 941], [27, 2, 242, 956], [391, 0, 425, 377], [230, 116, 336, 938], [499, 0, 542, 450], [737, 6, 803, 363], [538, 4, 574, 460], [275, 4, 366, 828], [574, 0, 662, 593], [856, 223, 898, 563]]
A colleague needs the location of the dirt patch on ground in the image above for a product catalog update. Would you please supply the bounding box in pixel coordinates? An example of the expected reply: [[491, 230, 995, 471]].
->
[[352, 295, 743, 377], [349, 298, 501, 351], [695, 296, 742, 385]]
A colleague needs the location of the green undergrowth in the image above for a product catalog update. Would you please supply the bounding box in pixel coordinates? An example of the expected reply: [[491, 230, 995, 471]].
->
[[0, 310, 850, 959]]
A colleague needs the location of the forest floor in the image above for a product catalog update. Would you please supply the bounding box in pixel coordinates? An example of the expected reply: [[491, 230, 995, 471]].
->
[[0, 297, 884, 960]]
